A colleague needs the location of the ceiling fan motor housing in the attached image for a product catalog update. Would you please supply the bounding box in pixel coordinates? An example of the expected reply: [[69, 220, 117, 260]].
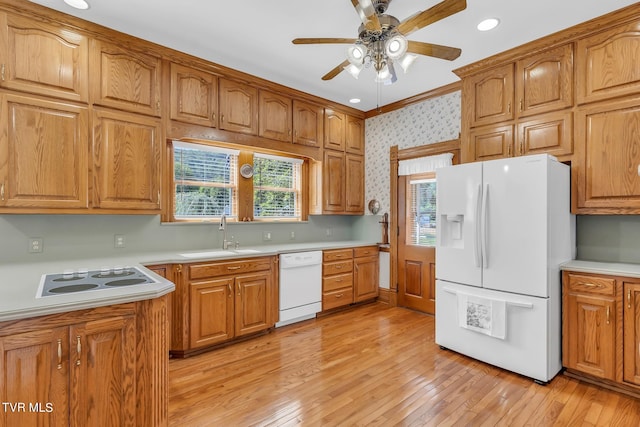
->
[[373, 0, 392, 14]]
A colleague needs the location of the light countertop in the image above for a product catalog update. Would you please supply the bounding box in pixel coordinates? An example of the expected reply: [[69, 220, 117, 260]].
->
[[561, 259, 640, 278], [0, 240, 378, 322]]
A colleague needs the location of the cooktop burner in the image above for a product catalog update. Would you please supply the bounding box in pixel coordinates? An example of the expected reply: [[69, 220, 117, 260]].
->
[[38, 267, 159, 297]]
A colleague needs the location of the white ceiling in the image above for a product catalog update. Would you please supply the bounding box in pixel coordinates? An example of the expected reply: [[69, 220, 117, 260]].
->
[[29, 0, 639, 112]]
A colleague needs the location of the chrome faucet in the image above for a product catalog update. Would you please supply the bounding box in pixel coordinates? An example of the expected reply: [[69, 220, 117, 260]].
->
[[220, 214, 230, 250]]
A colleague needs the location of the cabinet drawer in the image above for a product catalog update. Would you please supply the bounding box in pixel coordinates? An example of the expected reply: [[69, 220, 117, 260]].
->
[[354, 246, 378, 258], [323, 249, 353, 262], [323, 273, 353, 292], [189, 257, 272, 280], [567, 273, 615, 296], [323, 260, 353, 276], [323, 288, 353, 310]]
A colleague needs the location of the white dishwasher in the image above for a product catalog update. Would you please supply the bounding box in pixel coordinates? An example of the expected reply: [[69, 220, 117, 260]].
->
[[276, 251, 322, 327]]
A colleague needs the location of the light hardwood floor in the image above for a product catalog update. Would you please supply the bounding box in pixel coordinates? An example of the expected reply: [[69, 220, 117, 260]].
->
[[168, 303, 640, 426]]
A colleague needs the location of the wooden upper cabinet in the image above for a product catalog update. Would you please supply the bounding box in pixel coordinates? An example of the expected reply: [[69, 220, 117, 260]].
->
[[91, 108, 161, 211], [323, 149, 345, 212], [259, 90, 292, 142], [516, 44, 573, 117], [515, 110, 573, 158], [465, 63, 514, 127], [0, 13, 89, 102], [468, 123, 514, 161], [292, 99, 323, 147], [219, 78, 258, 135], [346, 115, 365, 155], [0, 93, 89, 210], [324, 109, 346, 150], [345, 154, 364, 214], [576, 20, 640, 104], [170, 63, 218, 127], [90, 39, 162, 116], [575, 97, 640, 212]]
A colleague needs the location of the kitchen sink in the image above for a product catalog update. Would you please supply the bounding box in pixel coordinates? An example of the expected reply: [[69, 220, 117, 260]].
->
[[179, 249, 262, 258], [232, 249, 261, 254]]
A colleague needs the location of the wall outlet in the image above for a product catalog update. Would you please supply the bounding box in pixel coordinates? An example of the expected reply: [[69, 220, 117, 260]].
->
[[325, 228, 332, 237], [263, 231, 272, 241], [28, 237, 43, 253], [289, 231, 295, 240], [114, 234, 126, 248]]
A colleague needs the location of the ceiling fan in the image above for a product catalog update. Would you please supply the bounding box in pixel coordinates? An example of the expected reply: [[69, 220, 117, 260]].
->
[[292, 0, 466, 84]]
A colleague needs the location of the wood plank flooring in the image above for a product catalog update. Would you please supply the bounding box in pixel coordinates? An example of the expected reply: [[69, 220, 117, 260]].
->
[[168, 303, 640, 426]]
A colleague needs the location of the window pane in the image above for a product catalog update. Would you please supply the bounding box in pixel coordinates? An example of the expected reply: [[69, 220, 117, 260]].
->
[[174, 143, 237, 219], [408, 179, 437, 246], [253, 155, 301, 220]]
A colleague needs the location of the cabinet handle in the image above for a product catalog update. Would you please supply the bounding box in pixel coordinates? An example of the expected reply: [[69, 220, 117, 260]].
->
[[227, 266, 241, 270], [227, 283, 232, 297], [237, 283, 241, 295], [212, 112, 216, 122], [1, 64, 5, 81], [335, 294, 343, 298], [583, 282, 604, 288], [75, 336, 81, 366], [507, 144, 512, 157], [606, 305, 610, 325], [175, 264, 182, 274], [57, 339, 63, 370], [519, 99, 523, 112], [628, 289, 632, 309], [1, 182, 4, 201], [221, 114, 225, 122], [335, 265, 343, 269], [336, 279, 342, 283], [507, 102, 511, 113], [156, 101, 160, 112]]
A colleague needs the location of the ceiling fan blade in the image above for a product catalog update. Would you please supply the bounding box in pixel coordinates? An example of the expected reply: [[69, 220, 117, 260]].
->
[[397, 0, 467, 36], [322, 60, 350, 81], [407, 41, 461, 61], [293, 38, 357, 45], [351, 0, 382, 32]]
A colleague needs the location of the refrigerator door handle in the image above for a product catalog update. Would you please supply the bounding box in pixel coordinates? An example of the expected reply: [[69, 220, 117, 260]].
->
[[474, 184, 482, 268], [482, 183, 489, 268]]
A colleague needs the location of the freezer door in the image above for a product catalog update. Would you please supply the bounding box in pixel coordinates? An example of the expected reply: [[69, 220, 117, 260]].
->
[[481, 155, 552, 297], [436, 162, 483, 287]]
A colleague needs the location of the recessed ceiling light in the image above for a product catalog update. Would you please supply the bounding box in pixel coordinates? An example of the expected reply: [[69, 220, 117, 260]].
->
[[349, 98, 361, 104], [63, 0, 89, 10], [477, 18, 499, 32]]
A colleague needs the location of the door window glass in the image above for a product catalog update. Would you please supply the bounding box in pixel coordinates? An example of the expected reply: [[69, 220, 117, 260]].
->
[[406, 173, 436, 247]]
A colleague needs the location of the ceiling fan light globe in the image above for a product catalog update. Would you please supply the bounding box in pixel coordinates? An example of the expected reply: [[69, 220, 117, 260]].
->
[[385, 35, 408, 59], [347, 45, 366, 65], [399, 54, 417, 73], [344, 63, 363, 79]]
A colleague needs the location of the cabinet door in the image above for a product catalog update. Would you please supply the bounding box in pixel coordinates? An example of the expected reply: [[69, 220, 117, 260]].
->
[[346, 115, 364, 155], [0, 93, 89, 209], [292, 100, 323, 147], [465, 63, 514, 127], [564, 293, 616, 380], [468, 123, 514, 161], [169, 63, 217, 127], [623, 282, 640, 386], [354, 255, 379, 302], [219, 78, 258, 135], [516, 44, 573, 117], [70, 315, 136, 427], [516, 110, 572, 157], [575, 98, 640, 211], [0, 327, 69, 427], [322, 150, 345, 212], [259, 90, 292, 142], [324, 109, 346, 150], [90, 40, 162, 116], [92, 109, 161, 211], [576, 20, 640, 104], [190, 278, 234, 348], [235, 271, 272, 337], [345, 154, 364, 214], [0, 13, 88, 102]]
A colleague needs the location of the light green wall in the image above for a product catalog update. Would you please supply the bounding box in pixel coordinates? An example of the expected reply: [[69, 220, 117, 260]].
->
[[576, 215, 640, 263]]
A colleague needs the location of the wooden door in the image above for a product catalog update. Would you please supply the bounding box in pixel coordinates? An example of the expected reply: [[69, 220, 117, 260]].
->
[[235, 271, 272, 337], [92, 108, 161, 211], [190, 278, 234, 348], [623, 282, 640, 386], [0, 13, 89, 102], [397, 174, 436, 314], [0, 327, 69, 427], [322, 150, 345, 213], [0, 93, 89, 210], [564, 293, 616, 380], [354, 254, 379, 302], [516, 43, 573, 117], [324, 109, 345, 150], [468, 123, 514, 162], [259, 90, 292, 142], [169, 63, 217, 127], [219, 78, 258, 135], [70, 315, 136, 427], [90, 39, 162, 116], [516, 110, 573, 157], [465, 63, 514, 127], [346, 115, 364, 155], [345, 154, 364, 214], [292, 100, 323, 147]]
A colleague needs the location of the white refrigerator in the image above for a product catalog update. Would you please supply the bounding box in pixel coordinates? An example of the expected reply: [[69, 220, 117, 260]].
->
[[435, 154, 574, 383]]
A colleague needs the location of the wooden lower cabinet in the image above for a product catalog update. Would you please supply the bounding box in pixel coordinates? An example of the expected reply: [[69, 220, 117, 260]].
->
[[322, 246, 379, 311], [172, 256, 276, 356], [563, 270, 640, 396], [353, 246, 379, 303], [0, 299, 168, 427]]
